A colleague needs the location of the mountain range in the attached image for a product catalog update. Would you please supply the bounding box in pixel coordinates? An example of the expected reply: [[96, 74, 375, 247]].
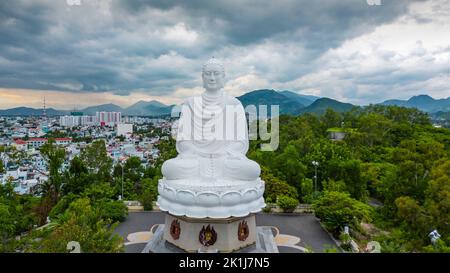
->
[[81, 100, 175, 116], [0, 91, 449, 117], [237, 89, 350, 115], [0, 101, 176, 117], [237, 89, 306, 115], [0, 107, 67, 116], [382, 95, 450, 113]]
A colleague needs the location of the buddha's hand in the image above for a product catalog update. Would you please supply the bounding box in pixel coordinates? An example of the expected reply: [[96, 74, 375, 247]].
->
[[179, 152, 197, 159], [226, 150, 244, 160]]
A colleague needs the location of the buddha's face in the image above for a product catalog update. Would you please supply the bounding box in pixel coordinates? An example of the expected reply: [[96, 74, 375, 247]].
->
[[202, 63, 225, 92]]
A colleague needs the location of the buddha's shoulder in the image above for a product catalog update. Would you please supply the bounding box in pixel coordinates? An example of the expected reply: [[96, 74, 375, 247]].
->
[[181, 96, 198, 107], [182, 94, 242, 106]]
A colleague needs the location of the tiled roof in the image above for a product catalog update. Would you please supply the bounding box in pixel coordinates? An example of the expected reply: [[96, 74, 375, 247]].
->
[[14, 139, 27, 145]]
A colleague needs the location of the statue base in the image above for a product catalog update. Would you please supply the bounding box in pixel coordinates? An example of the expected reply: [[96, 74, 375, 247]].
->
[[157, 178, 266, 219], [142, 213, 278, 253]]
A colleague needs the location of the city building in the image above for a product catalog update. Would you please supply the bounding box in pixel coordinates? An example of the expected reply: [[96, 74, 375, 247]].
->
[[117, 123, 133, 137], [60, 115, 81, 128], [54, 138, 73, 146], [12, 139, 28, 151], [25, 137, 72, 149], [27, 138, 48, 149], [96, 112, 122, 126], [60, 114, 98, 128]]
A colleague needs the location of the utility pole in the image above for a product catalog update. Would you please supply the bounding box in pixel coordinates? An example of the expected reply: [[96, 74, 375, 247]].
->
[[312, 161, 319, 193], [121, 162, 124, 201]]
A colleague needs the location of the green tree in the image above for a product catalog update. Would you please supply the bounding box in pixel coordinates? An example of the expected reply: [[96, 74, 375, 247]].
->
[[81, 140, 112, 183], [313, 191, 374, 234], [0, 179, 39, 251], [139, 177, 159, 211], [274, 144, 306, 191], [395, 196, 430, 238], [62, 156, 90, 195], [356, 113, 394, 147], [321, 109, 341, 129], [424, 159, 450, 238], [277, 195, 298, 213], [27, 198, 123, 253], [361, 162, 395, 200], [261, 167, 298, 203], [0, 203, 15, 248], [340, 160, 368, 201], [95, 199, 128, 222], [144, 166, 158, 179], [38, 141, 66, 223], [48, 194, 78, 221], [300, 178, 315, 203], [322, 179, 347, 193], [0, 159, 4, 173], [326, 159, 368, 200], [154, 138, 176, 169], [123, 156, 144, 195], [41, 140, 66, 180], [423, 239, 450, 253], [82, 182, 116, 202]]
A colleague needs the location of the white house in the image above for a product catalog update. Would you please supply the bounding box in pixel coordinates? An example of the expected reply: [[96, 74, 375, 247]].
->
[[12, 139, 28, 151], [116, 123, 133, 137]]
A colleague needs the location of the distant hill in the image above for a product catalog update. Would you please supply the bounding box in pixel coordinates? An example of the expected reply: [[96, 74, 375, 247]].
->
[[382, 95, 450, 113], [431, 111, 450, 120], [0, 107, 66, 116], [237, 89, 305, 115], [81, 103, 124, 115], [3, 91, 447, 118], [279, 90, 319, 106], [298, 98, 355, 115], [382, 99, 406, 106], [124, 100, 173, 116]]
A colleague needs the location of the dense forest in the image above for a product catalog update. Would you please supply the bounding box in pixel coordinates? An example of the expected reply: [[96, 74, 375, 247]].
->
[[247, 105, 450, 252], [1, 104, 450, 252]]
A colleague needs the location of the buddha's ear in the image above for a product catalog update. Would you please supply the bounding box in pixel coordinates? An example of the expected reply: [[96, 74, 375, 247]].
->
[[220, 71, 226, 82]]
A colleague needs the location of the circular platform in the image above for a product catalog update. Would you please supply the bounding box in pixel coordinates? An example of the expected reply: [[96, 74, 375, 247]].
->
[[156, 178, 266, 218]]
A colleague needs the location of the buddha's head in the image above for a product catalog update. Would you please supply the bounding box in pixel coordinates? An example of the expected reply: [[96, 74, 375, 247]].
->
[[202, 57, 225, 92]]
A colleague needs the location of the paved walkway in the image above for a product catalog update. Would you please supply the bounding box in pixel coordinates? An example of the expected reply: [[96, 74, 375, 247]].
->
[[115, 212, 338, 253]]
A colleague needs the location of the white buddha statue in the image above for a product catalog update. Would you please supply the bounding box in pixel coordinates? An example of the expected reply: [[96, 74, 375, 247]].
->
[[157, 58, 265, 218], [162, 58, 260, 181]]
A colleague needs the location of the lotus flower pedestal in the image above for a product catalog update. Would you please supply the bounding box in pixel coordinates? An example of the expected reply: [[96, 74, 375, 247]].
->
[[141, 177, 278, 253]]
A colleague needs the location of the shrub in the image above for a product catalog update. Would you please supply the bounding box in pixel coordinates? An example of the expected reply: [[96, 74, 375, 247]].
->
[[300, 178, 314, 203], [323, 245, 339, 253], [277, 195, 298, 213], [262, 206, 272, 213], [313, 191, 374, 234], [263, 171, 298, 202], [339, 232, 352, 251], [140, 192, 154, 211], [48, 194, 78, 220], [139, 177, 158, 211], [96, 199, 128, 222], [26, 198, 123, 253]]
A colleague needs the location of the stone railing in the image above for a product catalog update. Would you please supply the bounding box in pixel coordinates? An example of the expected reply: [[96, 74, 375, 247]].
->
[[123, 200, 144, 212], [263, 203, 314, 213]]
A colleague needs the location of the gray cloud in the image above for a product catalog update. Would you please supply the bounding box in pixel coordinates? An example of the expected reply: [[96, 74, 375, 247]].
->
[[1, 0, 449, 105]]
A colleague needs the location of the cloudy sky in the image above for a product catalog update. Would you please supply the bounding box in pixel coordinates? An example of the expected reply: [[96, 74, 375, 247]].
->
[[0, 0, 449, 109]]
